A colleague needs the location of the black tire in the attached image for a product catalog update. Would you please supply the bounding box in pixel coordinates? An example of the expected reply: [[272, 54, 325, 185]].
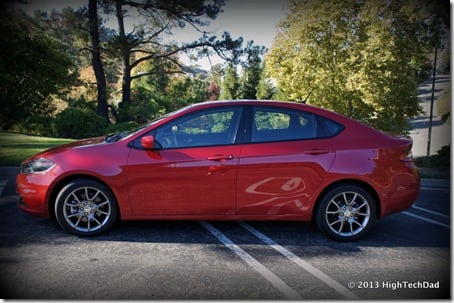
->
[[316, 185, 376, 241], [55, 179, 118, 236]]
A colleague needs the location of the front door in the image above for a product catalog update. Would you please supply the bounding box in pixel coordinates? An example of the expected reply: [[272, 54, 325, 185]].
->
[[127, 106, 243, 216]]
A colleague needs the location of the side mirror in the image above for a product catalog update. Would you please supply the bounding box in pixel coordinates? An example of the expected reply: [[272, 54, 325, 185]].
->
[[141, 135, 155, 150]]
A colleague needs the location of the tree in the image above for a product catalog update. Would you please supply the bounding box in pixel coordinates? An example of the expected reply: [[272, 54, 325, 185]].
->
[[34, 5, 121, 122], [239, 42, 266, 99], [108, 0, 243, 111], [207, 63, 223, 100], [219, 64, 240, 99], [127, 59, 210, 121], [256, 61, 276, 100], [166, 76, 210, 110], [0, 8, 75, 129], [89, 0, 109, 122], [266, 0, 434, 133]]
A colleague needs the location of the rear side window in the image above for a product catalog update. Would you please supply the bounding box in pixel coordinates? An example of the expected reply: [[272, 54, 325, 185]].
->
[[251, 106, 343, 143], [319, 116, 344, 137]]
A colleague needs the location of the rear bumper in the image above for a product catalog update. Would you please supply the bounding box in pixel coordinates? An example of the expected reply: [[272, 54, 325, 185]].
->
[[380, 167, 420, 217]]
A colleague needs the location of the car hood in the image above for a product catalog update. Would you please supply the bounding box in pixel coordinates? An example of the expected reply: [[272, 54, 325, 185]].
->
[[27, 136, 107, 161]]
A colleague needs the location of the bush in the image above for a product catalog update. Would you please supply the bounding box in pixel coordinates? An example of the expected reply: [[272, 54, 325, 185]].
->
[[10, 116, 54, 136], [53, 107, 108, 139], [415, 145, 450, 168], [106, 121, 141, 134]]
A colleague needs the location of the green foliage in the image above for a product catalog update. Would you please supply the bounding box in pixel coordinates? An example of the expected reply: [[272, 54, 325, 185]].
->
[[54, 108, 108, 139], [110, 0, 243, 108], [239, 43, 266, 99], [0, 8, 76, 130], [415, 145, 450, 168], [256, 62, 277, 100], [206, 64, 223, 100], [132, 58, 172, 97], [130, 62, 210, 120], [167, 77, 210, 109], [106, 121, 141, 134], [219, 64, 240, 99], [218, 42, 268, 100], [66, 95, 97, 112], [265, 0, 435, 134], [10, 116, 54, 137], [117, 98, 164, 124]]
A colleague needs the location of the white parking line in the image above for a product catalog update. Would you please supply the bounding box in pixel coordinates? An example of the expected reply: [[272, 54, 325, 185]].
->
[[412, 204, 450, 219], [402, 211, 450, 228], [199, 221, 302, 300], [239, 222, 360, 300]]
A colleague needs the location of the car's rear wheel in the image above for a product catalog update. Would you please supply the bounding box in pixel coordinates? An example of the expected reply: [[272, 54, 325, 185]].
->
[[55, 179, 118, 236], [316, 185, 376, 241]]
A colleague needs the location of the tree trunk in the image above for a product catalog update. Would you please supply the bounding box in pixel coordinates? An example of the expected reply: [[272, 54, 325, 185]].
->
[[88, 0, 109, 122], [120, 63, 131, 109], [115, 0, 131, 109]]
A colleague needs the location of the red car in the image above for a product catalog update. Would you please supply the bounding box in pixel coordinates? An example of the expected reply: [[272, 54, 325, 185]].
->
[[17, 100, 420, 241]]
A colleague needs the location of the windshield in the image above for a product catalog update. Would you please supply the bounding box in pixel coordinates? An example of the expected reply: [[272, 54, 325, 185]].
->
[[104, 105, 192, 143]]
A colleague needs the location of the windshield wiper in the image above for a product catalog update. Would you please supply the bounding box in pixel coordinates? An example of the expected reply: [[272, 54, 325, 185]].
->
[[105, 131, 128, 143]]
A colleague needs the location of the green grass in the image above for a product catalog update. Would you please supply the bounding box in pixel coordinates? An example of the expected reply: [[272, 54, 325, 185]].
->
[[0, 132, 74, 166]]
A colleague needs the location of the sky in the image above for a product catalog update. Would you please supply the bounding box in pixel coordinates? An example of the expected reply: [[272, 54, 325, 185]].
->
[[15, 0, 290, 70], [175, 0, 289, 69]]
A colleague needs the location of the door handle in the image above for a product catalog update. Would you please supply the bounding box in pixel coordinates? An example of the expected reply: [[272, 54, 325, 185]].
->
[[303, 150, 329, 155], [207, 154, 234, 161]]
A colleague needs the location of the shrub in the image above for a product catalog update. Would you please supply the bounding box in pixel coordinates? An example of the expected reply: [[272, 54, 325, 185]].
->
[[106, 121, 141, 134], [53, 107, 108, 139], [10, 116, 54, 136], [415, 145, 450, 168]]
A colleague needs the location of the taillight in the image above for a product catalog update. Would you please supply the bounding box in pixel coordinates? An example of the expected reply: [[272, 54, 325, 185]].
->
[[400, 147, 414, 163]]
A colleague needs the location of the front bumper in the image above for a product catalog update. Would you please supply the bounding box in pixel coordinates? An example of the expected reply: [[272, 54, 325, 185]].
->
[[16, 173, 52, 218]]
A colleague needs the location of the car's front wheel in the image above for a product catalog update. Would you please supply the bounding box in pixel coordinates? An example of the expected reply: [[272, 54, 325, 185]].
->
[[316, 185, 376, 241], [55, 179, 118, 236]]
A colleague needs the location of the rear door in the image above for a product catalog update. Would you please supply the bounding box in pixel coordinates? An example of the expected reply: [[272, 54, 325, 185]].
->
[[236, 105, 336, 216]]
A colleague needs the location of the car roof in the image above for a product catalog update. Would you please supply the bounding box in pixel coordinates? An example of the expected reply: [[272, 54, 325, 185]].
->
[[186, 99, 344, 121], [187, 99, 320, 112], [186, 99, 386, 136]]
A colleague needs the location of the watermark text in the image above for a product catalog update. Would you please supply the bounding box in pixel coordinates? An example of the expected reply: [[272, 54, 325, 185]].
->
[[348, 280, 440, 291]]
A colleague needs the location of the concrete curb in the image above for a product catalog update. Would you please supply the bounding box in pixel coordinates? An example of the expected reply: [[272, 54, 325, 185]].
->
[[421, 178, 450, 189]]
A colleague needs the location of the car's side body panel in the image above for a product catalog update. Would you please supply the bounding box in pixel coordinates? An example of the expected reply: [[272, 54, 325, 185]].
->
[[126, 145, 241, 216], [16, 100, 420, 238], [236, 140, 335, 217]]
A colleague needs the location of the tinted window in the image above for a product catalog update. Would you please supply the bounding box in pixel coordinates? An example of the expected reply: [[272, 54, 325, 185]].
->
[[319, 116, 344, 137], [154, 107, 242, 148], [251, 106, 343, 143]]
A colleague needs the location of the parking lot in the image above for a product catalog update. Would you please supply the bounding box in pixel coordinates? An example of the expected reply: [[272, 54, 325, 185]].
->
[[0, 168, 450, 299]]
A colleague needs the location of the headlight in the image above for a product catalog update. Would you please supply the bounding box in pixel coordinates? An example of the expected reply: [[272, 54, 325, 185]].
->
[[21, 158, 56, 174]]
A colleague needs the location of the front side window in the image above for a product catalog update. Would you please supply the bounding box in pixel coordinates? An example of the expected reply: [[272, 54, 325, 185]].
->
[[154, 107, 243, 148]]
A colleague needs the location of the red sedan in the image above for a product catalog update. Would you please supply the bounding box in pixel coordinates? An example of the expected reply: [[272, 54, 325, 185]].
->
[[17, 100, 420, 241]]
